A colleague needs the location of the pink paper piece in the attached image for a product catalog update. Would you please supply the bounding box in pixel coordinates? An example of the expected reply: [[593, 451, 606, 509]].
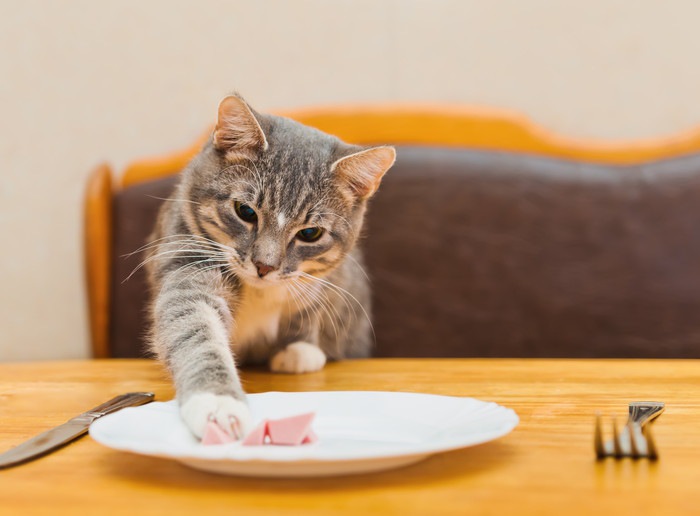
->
[[201, 421, 235, 445], [266, 412, 316, 446], [242, 420, 269, 446], [301, 428, 318, 444]]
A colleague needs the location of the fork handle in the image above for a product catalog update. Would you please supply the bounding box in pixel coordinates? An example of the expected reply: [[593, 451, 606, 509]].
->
[[628, 402, 665, 426]]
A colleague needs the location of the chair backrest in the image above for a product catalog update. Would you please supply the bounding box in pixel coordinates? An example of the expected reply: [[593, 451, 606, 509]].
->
[[85, 104, 700, 358]]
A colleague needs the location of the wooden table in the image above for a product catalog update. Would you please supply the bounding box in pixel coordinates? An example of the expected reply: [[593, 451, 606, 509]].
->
[[1, 359, 698, 515]]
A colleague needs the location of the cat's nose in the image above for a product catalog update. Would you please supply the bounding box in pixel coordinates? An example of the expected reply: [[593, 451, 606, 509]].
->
[[254, 262, 277, 278]]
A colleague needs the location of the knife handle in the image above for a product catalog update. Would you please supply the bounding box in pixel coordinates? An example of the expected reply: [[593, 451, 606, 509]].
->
[[76, 392, 155, 421]]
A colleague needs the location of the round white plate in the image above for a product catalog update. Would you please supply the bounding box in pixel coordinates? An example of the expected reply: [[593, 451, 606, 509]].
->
[[89, 391, 518, 477]]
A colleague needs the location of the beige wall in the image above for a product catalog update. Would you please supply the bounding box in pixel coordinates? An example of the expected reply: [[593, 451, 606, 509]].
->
[[2, 0, 700, 361]]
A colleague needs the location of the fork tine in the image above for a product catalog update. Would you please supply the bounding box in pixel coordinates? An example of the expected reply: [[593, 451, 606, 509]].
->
[[644, 425, 659, 461], [595, 404, 663, 460], [612, 417, 622, 457], [628, 422, 640, 459], [594, 413, 605, 458]]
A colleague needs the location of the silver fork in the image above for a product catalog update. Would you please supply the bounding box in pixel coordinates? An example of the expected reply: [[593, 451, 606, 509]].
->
[[595, 402, 665, 460]]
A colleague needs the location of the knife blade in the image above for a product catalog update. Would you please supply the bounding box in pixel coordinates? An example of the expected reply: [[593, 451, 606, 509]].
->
[[0, 392, 154, 469]]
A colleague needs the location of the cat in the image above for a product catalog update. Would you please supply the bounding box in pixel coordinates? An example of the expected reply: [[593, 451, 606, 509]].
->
[[145, 94, 395, 439]]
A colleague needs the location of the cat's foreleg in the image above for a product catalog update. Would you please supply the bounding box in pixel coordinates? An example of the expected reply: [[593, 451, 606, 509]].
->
[[151, 269, 251, 439]]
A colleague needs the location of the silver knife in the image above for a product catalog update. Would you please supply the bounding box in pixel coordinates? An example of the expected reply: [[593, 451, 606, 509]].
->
[[0, 392, 154, 469]]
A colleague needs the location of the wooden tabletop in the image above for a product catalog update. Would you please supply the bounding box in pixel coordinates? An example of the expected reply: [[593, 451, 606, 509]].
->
[[0, 358, 698, 515]]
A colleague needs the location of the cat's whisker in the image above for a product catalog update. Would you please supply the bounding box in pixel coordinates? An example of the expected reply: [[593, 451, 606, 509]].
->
[[286, 281, 312, 330], [315, 212, 352, 231], [156, 233, 238, 255], [300, 272, 375, 344], [139, 232, 224, 246], [127, 243, 228, 263], [153, 238, 226, 250], [298, 286, 337, 344], [177, 261, 229, 288], [298, 281, 347, 341], [345, 254, 371, 282], [184, 236, 238, 255], [299, 272, 355, 320], [147, 235, 239, 285], [123, 233, 240, 282], [293, 281, 324, 336], [124, 234, 232, 257], [162, 258, 229, 291], [228, 188, 258, 206], [170, 257, 229, 276], [123, 238, 201, 258], [220, 263, 238, 283], [293, 278, 341, 326], [316, 282, 350, 337], [146, 195, 202, 205], [216, 259, 245, 291], [282, 283, 295, 335], [308, 193, 331, 213], [237, 158, 265, 191], [315, 281, 350, 332], [225, 161, 265, 192], [148, 247, 228, 259], [291, 278, 342, 343], [284, 282, 305, 327], [124, 249, 229, 283], [294, 283, 319, 332], [289, 279, 319, 324]]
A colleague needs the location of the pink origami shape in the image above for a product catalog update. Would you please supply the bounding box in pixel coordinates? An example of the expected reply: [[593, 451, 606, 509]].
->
[[242, 419, 269, 446], [301, 428, 318, 444], [266, 412, 316, 446], [241, 412, 317, 446], [201, 421, 235, 445]]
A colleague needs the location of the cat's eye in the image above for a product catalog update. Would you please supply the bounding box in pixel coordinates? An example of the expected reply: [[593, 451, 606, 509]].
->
[[234, 201, 257, 223], [296, 227, 324, 242]]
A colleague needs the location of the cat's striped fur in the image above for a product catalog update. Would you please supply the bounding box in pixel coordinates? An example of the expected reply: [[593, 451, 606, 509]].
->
[[144, 95, 395, 438]]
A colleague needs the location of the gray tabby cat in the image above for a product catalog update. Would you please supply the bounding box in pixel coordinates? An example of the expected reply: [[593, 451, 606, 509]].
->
[[145, 94, 395, 439]]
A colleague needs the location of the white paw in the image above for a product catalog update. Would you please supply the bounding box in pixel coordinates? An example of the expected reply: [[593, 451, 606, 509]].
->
[[180, 392, 252, 440], [269, 342, 327, 374]]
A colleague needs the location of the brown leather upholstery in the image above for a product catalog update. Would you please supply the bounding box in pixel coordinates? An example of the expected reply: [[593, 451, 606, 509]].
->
[[110, 146, 700, 358]]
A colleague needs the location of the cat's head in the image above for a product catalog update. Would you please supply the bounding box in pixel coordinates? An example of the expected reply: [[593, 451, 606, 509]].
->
[[182, 94, 395, 287]]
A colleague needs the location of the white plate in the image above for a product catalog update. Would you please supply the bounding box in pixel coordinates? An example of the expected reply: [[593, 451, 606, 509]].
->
[[89, 391, 518, 477]]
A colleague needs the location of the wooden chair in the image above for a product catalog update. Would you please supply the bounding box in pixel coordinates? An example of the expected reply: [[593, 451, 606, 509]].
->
[[85, 104, 700, 358]]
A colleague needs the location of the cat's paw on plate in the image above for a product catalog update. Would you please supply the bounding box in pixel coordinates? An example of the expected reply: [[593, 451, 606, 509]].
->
[[270, 342, 327, 374], [180, 393, 252, 440]]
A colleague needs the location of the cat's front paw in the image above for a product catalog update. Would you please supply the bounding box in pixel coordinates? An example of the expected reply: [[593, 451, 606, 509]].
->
[[269, 342, 327, 374], [180, 393, 252, 440]]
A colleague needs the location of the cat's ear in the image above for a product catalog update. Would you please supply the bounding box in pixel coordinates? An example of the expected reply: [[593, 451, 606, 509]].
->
[[213, 95, 268, 161], [331, 146, 396, 200]]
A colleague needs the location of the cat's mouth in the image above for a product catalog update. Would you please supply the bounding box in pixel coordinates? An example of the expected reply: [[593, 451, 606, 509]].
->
[[238, 269, 297, 289], [241, 275, 281, 288], [234, 259, 303, 289]]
